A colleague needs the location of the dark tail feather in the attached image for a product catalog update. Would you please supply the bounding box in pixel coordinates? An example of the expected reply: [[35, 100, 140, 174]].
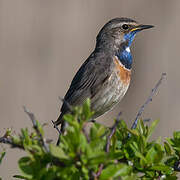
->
[[56, 120, 68, 145], [54, 113, 64, 126], [55, 113, 67, 133], [54, 113, 68, 145]]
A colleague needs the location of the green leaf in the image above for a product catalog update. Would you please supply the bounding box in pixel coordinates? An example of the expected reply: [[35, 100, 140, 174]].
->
[[36, 120, 44, 136], [164, 142, 172, 155], [63, 114, 78, 128], [146, 144, 164, 164], [88, 152, 106, 165], [13, 175, 30, 180], [21, 128, 30, 145], [49, 144, 69, 160], [126, 128, 139, 136], [82, 98, 92, 120], [0, 151, 5, 164], [100, 164, 132, 180], [138, 119, 145, 135], [135, 151, 147, 165], [164, 176, 178, 180], [109, 151, 124, 160], [18, 157, 33, 177], [90, 123, 105, 140], [130, 142, 147, 164], [150, 165, 173, 174], [147, 119, 159, 140], [79, 133, 88, 153], [12, 136, 21, 145], [146, 171, 155, 178], [173, 131, 180, 140], [96, 125, 106, 138]]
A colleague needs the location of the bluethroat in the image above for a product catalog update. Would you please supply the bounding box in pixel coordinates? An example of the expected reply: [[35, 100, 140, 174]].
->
[[54, 17, 154, 132]]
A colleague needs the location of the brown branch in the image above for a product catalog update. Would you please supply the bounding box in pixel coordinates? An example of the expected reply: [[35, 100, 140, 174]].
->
[[94, 164, 104, 178], [23, 106, 49, 152], [0, 135, 24, 150], [106, 112, 122, 152], [0, 129, 24, 149], [131, 73, 166, 130], [0, 133, 67, 168], [0, 107, 49, 152]]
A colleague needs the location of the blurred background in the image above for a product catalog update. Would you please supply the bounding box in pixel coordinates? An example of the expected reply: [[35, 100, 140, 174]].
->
[[0, 0, 179, 178]]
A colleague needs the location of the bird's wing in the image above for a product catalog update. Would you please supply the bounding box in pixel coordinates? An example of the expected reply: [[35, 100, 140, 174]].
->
[[60, 52, 113, 114]]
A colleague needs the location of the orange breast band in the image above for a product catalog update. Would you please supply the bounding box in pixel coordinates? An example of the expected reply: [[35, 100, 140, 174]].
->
[[114, 56, 131, 85]]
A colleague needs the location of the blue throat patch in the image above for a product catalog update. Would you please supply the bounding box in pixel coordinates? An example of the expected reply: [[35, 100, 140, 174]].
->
[[124, 31, 137, 46], [116, 31, 137, 69], [116, 48, 132, 69]]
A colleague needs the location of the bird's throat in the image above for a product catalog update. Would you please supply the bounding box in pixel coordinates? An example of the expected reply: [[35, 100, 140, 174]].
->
[[116, 47, 132, 70]]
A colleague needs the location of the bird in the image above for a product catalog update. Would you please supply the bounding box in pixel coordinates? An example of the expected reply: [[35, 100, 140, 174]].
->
[[54, 17, 154, 133]]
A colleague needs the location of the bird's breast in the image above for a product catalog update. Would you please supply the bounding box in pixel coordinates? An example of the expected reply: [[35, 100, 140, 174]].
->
[[90, 56, 131, 118], [113, 56, 131, 85]]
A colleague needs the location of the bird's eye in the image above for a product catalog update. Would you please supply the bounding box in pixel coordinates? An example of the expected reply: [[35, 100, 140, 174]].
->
[[122, 24, 129, 30]]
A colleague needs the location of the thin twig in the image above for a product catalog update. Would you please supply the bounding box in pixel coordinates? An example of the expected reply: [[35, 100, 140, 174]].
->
[[94, 112, 122, 178], [51, 120, 62, 146], [94, 164, 104, 178], [0, 136, 24, 150], [106, 112, 122, 152], [51, 120, 61, 135], [131, 73, 166, 130], [23, 106, 49, 152]]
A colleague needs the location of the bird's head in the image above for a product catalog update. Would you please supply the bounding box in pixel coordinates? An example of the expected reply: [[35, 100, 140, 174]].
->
[[96, 17, 154, 51]]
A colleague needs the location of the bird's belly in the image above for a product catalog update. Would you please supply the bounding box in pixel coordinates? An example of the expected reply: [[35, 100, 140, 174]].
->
[[91, 71, 130, 118]]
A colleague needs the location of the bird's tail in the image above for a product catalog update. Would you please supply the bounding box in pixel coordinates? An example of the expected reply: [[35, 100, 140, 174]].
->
[[54, 113, 67, 133], [54, 113, 64, 126], [54, 113, 68, 145]]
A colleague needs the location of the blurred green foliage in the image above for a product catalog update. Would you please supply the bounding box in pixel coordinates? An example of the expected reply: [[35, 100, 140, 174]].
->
[[0, 99, 180, 179]]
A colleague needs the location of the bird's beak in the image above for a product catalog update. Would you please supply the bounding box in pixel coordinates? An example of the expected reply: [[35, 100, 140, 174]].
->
[[130, 24, 154, 32]]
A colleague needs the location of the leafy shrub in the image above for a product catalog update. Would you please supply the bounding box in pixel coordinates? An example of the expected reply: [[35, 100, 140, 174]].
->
[[0, 99, 180, 180]]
